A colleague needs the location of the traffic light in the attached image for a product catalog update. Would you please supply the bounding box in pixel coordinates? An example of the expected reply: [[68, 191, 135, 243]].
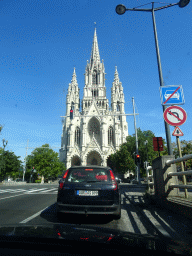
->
[[136, 154, 141, 164], [70, 109, 73, 120]]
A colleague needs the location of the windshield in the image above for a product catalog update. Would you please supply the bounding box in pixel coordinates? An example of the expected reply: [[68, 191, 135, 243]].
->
[[0, 0, 191, 255]]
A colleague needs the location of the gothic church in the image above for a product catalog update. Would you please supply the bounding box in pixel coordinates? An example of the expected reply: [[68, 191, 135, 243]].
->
[[59, 29, 128, 169]]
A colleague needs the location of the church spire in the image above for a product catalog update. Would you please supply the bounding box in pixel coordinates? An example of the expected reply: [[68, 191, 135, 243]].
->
[[66, 67, 80, 115], [83, 29, 108, 112], [111, 66, 124, 113], [113, 66, 120, 85], [71, 67, 77, 85], [90, 28, 100, 68]]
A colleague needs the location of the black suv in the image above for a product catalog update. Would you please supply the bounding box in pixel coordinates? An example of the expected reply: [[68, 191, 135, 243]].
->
[[57, 166, 121, 219]]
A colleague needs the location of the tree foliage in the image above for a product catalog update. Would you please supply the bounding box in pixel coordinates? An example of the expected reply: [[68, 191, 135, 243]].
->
[[25, 144, 65, 181], [125, 128, 168, 175], [0, 149, 22, 180], [108, 144, 135, 175], [108, 128, 168, 177], [172, 140, 192, 170]]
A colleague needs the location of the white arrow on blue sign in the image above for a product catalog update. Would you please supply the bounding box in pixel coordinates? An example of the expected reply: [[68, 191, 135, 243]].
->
[[160, 85, 184, 105]]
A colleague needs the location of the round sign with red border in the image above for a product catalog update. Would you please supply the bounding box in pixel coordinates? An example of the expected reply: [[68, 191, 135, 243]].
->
[[163, 106, 187, 126]]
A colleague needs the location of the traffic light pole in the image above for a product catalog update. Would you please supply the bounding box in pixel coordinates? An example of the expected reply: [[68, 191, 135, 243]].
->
[[132, 97, 140, 184]]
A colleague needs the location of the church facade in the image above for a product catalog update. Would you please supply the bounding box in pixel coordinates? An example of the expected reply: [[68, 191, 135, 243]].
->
[[59, 29, 128, 169]]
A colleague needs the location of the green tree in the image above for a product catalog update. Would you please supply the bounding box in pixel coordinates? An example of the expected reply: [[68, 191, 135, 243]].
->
[[125, 128, 167, 176], [108, 128, 167, 177], [172, 140, 192, 170], [0, 149, 22, 180], [25, 144, 65, 182], [109, 143, 135, 175]]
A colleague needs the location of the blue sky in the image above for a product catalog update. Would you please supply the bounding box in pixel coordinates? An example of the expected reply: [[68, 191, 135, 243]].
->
[[0, 0, 191, 163]]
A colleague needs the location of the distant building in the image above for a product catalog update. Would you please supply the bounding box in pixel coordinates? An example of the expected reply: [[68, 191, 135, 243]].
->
[[60, 29, 128, 169]]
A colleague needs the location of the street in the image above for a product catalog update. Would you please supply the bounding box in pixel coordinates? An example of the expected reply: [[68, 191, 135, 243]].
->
[[0, 183, 192, 246]]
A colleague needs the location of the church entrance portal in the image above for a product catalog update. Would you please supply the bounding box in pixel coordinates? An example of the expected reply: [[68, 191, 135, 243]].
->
[[71, 156, 81, 166], [87, 151, 102, 166]]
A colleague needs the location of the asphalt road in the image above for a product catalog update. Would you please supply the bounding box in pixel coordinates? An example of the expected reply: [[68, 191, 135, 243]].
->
[[0, 184, 192, 246]]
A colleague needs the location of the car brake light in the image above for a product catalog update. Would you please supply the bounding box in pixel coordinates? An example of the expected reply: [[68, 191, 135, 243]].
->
[[109, 170, 117, 190], [109, 170, 115, 181], [59, 169, 69, 189], [63, 169, 69, 179]]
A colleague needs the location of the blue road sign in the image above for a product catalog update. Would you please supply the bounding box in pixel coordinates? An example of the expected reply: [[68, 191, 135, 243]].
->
[[160, 85, 184, 105]]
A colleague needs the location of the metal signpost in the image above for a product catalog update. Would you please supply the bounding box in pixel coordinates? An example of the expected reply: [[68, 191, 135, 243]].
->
[[163, 105, 188, 198], [160, 80, 188, 197]]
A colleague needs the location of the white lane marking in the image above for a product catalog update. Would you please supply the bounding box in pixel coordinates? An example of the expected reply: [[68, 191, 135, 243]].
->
[[20, 206, 48, 223], [26, 192, 57, 194], [0, 193, 28, 200]]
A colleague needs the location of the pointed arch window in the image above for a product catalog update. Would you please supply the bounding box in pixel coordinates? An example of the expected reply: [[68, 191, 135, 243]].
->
[[88, 117, 100, 136], [92, 70, 97, 85], [75, 127, 80, 146], [117, 101, 120, 112], [108, 126, 114, 145]]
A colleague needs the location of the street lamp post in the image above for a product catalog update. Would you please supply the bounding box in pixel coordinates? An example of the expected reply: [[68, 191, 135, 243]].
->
[[2, 139, 8, 179], [115, 0, 190, 156]]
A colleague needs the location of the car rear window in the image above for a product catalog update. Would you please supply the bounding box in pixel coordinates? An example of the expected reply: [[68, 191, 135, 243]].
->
[[66, 168, 111, 183]]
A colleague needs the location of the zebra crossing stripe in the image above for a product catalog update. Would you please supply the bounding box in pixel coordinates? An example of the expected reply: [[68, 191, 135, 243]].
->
[[0, 189, 27, 193], [25, 188, 49, 193], [38, 188, 57, 193], [0, 187, 58, 194]]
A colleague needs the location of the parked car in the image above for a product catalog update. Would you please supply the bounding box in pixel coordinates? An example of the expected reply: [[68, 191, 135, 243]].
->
[[57, 166, 121, 220], [15, 178, 23, 182]]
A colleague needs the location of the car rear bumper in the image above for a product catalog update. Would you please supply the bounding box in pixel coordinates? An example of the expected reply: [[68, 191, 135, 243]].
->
[[57, 202, 120, 215]]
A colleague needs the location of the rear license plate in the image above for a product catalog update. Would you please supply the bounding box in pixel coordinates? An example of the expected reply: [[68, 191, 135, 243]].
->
[[77, 190, 98, 196]]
